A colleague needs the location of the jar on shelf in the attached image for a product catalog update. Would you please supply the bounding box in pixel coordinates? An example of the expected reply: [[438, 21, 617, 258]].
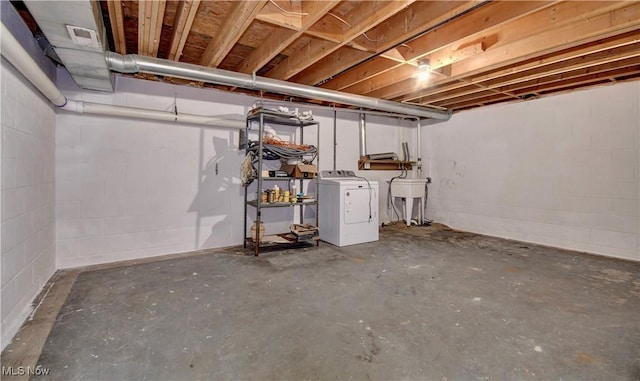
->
[[251, 221, 264, 241]]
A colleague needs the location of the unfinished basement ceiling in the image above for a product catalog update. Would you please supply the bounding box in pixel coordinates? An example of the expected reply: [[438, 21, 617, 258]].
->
[[15, 1, 640, 112]]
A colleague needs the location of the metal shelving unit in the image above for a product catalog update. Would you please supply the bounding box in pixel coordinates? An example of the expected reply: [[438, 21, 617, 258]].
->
[[243, 108, 320, 256]]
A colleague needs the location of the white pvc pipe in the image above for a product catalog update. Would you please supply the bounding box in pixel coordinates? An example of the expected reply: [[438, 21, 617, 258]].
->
[[1, 22, 244, 130], [1, 23, 66, 106], [417, 118, 422, 175], [62, 100, 243, 129]]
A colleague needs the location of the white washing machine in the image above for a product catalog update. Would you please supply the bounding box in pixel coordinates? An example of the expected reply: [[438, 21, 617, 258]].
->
[[318, 170, 379, 246]]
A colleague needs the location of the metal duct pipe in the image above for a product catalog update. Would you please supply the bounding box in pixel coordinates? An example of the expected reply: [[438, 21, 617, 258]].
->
[[106, 52, 452, 120], [359, 113, 367, 157], [1, 23, 243, 130]]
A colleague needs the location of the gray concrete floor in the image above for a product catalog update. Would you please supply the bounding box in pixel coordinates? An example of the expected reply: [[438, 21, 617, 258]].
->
[[3, 224, 640, 380]]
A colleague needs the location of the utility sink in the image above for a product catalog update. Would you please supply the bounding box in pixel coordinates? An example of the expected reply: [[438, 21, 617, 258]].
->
[[389, 178, 428, 198], [388, 179, 428, 226]]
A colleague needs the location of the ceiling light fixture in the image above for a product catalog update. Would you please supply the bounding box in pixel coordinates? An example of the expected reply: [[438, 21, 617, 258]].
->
[[417, 59, 431, 82], [418, 59, 431, 71]]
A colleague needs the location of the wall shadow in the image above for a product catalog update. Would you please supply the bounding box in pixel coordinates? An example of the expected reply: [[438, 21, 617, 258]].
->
[[189, 130, 241, 249]]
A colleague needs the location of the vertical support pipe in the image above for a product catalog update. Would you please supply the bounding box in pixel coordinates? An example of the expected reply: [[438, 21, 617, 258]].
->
[[359, 113, 367, 158], [417, 118, 422, 175], [333, 109, 337, 170]]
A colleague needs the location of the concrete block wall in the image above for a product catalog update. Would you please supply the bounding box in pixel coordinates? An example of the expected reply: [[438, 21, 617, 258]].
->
[[335, 113, 423, 224], [423, 82, 640, 261], [55, 74, 250, 268], [1, 62, 56, 348], [55, 73, 412, 268]]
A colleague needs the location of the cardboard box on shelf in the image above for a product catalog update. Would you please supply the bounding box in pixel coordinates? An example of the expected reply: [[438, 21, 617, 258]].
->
[[281, 164, 317, 179], [290, 224, 319, 241]]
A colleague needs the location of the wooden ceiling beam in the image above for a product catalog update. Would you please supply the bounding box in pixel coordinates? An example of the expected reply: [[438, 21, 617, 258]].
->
[[320, 58, 402, 91], [449, 2, 640, 77], [444, 67, 640, 111], [406, 1, 627, 73], [504, 59, 640, 94], [432, 89, 497, 107], [485, 44, 640, 90], [150, 1, 166, 57], [138, 0, 167, 57], [403, 30, 640, 102], [168, 0, 200, 61], [317, 1, 553, 95], [265, 0, 415, 80], [289, 46, 372, 87], [138, 0, 151, 55], [515, 66, 640, 95], [442, 94, 513, 110], [107, 0, 126, 54], [417, 43, 640, 104], [363, 2, 639, 100], [255, 1, 303, 31], [343, 64, 418, 96], [400, 1, 556, 63], [431, 59, 639, 107], [438, 58, 640, 107], [296, 1, 478, 86], [305, 29, 342, 44], [349, 1, 482, 55], [199, 0, 266, 67], [237, 1, 340, 74]]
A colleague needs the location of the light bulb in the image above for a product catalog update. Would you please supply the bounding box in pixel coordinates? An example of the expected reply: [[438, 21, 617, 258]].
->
[[417, 70, 430, 82]]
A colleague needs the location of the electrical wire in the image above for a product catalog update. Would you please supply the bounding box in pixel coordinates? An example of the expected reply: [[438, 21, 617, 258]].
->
[[327, 12, 350, 26], [387, 168, 407, 222], [399, 43, 413, 52], [423, 181, 432, 226], [321, 1, 489, 87], [327, 12, 384, 43], [246, 141, 318, 162], [269, 0, 309, 15], [362, 33, 384, 43], [354, 175, 373, 221]]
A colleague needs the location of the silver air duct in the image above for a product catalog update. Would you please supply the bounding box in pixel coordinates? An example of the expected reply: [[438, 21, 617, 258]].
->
[[105, 52, 452, 120]]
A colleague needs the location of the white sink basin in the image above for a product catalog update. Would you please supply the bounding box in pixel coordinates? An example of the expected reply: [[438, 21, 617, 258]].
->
[[388, 179, 428, 226], [389, 178, 427, 198]]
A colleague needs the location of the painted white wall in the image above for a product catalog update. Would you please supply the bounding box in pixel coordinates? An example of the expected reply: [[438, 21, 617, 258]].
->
[[55, 73, 412, 268], [423, 82, 640, 261], [56, 73, 248, 268], [1, 3, 58, 350], [1, 61, 56, 348], [335, 113, 422, 224]]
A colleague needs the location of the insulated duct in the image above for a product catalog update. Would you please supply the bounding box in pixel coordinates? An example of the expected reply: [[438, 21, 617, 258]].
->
[[105, 52, 452, 120], [1, 23, 243, 130]]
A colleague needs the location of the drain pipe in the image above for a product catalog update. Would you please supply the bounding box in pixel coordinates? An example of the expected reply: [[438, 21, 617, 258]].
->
[[1, 23, 66, 106], [106, 52, 452, 121], [359, 113, 367, 158], [1, 23, 243, 129], [62, 101, 243, 129], [416, 118, 422, 175]]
